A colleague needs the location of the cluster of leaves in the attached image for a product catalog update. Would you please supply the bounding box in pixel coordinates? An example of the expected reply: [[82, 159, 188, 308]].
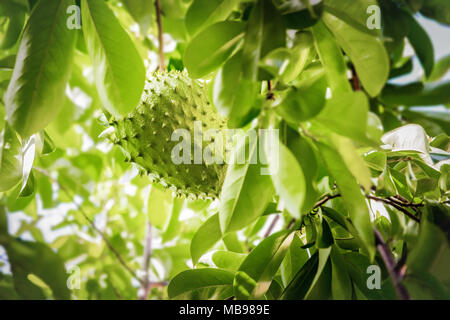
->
[[0, 0, 449, 300]]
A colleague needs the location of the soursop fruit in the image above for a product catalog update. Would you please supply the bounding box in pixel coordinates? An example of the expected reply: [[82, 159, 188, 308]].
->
[[106, 71, 228, 199]]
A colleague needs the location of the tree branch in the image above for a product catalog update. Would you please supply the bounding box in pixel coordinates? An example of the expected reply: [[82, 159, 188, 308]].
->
[[373, 228, 411, 300], [366, 195, 420, 223], [138, 220, 153, 300], [264, 214, 280, 238]]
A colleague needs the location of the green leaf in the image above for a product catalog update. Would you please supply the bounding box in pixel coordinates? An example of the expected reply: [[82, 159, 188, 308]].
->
[[317, 142, 375, 259], [276, 71, 327, 123], [241, 0, 286, 80], [405, 13, 435, 78], [264, 139, 306, 220], [5, 0, 77, 138], [168, 268, 234, 300], [122, 0, 155, 35], [37, 174, 53, 209], [281, 2, 324, 29], [234, 230, 294, 299], [342, 252, 386, 299], [0, 206, 7, 236], [184, 21, 245, 78], [330, 134, 373, 190], [212, 250, 246, 271], [190, 213, 221, 265], [5, 238, 70, 299], [428, 55, 450, 82], [0, 2, 26, 49], [330, 245, 352, 299], [161, 198, 184, 243], [185, 0, 241, 36], [323, 0, 380, 36], [213, 50, 258, 128], [81, 0, 145, 117], [304, 247, 331, 298], [322, 12, 389, 97], [147, 184, 173, 230], [420, 0, 450, 26], [312, 21, 351, 95], [0, 124, 22, 192], [280, 252, 319, 300], [219, 135, 274, 233], [285, 129, 319, 213], [407, 203, 450, 276], [316, 91, 370, 144], [381, 82, 450, 106], [280, 232, 309, 287]]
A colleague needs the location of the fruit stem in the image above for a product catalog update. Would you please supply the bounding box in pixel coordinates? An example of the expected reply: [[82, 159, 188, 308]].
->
[[155, 0, 165, 71]]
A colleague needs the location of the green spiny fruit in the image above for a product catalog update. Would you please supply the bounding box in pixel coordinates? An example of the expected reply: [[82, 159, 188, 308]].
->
[[106, 70, 228, 199]]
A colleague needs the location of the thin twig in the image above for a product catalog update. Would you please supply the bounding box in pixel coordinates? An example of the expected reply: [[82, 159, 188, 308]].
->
[[350, 64, 361, 91], [266, 80, 274, 100], [33, 167, 143, 285], [288, 194, 341, 229], [366, 195, 420, 223], [373, 228, 411, 300], [314, 194, 341, 209], [264, 215, 280, 238], [155, 0, 165, 71], [138, 220, 153, 300]]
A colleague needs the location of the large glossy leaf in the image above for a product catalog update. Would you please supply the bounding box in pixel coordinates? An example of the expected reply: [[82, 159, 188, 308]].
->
[[342, 252, 387, 299], [330, 134, 373, 191], [285, 130, 319, 213], [147, 184, 173, 230], [322, 12, 389, 97], [381, 82, 450, 106], [312, 21, 351, 95], [81, 0, 145, 117], [5, 0, 77, 138], [420, 0, 450, 26], [280, 232, 309, 287], [168, 268, 234, 300], [5, 238, 70, 299], [264, 139, 305, 220], [330, 245, 352, 299], [212, 250, 246, 271], [213, 50, 258, 128], [122, 0, 154, 35], [276, 71, 327, 123], [0, 1, 26, 49], [185, 0, 241, 36], [234, 230, 294, 299], [241, 0, 286, 80], [190, 213, 221, 265], [323, 0, 380, 36], [219, 135, 274, 233], [316, 91, 370, 143], [405, 13, 435, 78], [316, 142, 375, 259], [428, 55, 450, 82], [407, 203, 450, 284], [184, 21, 245, 78], [280, 252, 319, 300], [0, 124, 22, 191]]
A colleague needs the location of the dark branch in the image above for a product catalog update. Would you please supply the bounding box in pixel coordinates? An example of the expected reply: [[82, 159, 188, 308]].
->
[[373, 228, 411, 300], [366, 195, 420, 223]]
